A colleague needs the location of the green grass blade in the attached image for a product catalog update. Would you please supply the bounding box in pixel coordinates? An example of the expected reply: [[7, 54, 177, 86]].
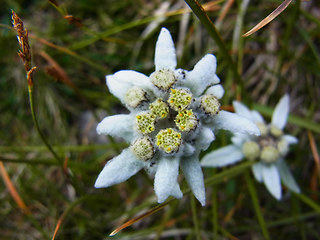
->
[[294, 192, 320, 213], [211, 169, 219, 240], [184, 0, 244, 98], [191, 196, 201, 240], [245, 170, 270, 240]]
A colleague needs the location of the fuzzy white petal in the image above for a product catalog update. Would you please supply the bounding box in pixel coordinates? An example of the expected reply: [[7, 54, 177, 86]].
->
[[272, 94, 290, 130], [95, 148, 144, 188], [251, 110, 265, 123], [106, 70, 152, 103], [231, 133, 249, 147], [251, 162, 263, 183], [212, 110, 260, 136], [171, 183, 183, 199], [185, 54, 218, 96], [155, 28, 177, 71], [276, 159, 300, 193], [213, 74, 220, 84], [196, 127, 215, 151], [183, 143, 196, 157], [261, 164, 282, 200], [205, 84, 224, 99], [181, 156, 206, 206], [233, 101, 253, 121], [96, 114, 135, 142], [154, 157, 180, 203], [282, 135, 298, 145], [201, 145, 244, 167]]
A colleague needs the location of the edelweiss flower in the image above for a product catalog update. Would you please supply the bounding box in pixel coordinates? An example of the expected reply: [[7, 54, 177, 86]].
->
[[201, 94, 300, 200], [95, 28, 260, 206]]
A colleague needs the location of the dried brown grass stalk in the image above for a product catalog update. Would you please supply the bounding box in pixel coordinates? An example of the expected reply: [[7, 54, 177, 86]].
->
[[308, 131, 320, 200], [64, 15, 83, 27], [243, 0, 293, 37], [0, 161, 30, 214], [109, 202, 170, 236]]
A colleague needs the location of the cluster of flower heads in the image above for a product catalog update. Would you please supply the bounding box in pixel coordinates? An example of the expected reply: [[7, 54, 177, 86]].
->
[[201, 95, 300, 199], [95, 28, 260, 206]]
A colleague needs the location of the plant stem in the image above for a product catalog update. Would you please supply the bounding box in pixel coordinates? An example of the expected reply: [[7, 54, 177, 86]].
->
[[184, 0, 244, 97], [245, 170, 270, 240], [293, 192, 320, 213], [211, 169, 218, 239], [191, 195, 201, 240], [28, 85, 63, 165]]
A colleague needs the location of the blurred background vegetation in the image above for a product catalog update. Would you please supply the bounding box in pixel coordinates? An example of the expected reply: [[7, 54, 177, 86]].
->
[[0, 0, 319, 239]]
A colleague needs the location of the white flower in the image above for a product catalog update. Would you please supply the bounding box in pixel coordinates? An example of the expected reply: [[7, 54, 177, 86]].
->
[[95, 28, 260, 206], [201, 94, 300, 200]]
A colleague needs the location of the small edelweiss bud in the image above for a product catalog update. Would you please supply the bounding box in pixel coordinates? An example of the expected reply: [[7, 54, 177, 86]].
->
[[124, 87, 147, 108], [200, 94, 221, 116], [131, 137, 155, 161], [242, 141, 260, 160], [150, 68, 176, 91], [155, 128, 182, 154], [260, 146, 280, 163], [168, 88, 193, 111], [270, 125, 283, 137], [277, 139, 289, 156], [149, 98, 169, 119], [136, 112, 156, 134], [174, 69, 186, 81], [175, 109, 198, 132], [256, 122, 268, 136]]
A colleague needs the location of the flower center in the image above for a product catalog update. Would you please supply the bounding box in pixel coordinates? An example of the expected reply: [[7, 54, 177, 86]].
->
[[150, 68, 176, 91], [242, 141, 260, 160], [125, 87, 147, 108], [277, 139, 289, 156], [244, 124, 288, 164], [168, 88, 193, 111], [149, 98, 169, 119], [155, 128, 182, 154], [131, 137, 154, 161], [260, 146, 279, 163], [256, 122, 268, 136], [175, 109, 198, 132], [200, 94, 220, 116], [270, 125, 283, 137], [136, 112, 156, 134]]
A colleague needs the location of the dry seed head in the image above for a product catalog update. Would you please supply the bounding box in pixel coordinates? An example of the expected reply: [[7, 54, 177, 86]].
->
[[150, 68, 176, 91], [131, 137, 155, 161], [12, 11, 31, 69], [149, 98, 169, 119], [168, 88, 193, 111]]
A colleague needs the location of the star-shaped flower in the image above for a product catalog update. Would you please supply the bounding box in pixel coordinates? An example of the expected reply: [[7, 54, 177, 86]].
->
[[201, 94, 300, 200], [95, 28, 260, 206]]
